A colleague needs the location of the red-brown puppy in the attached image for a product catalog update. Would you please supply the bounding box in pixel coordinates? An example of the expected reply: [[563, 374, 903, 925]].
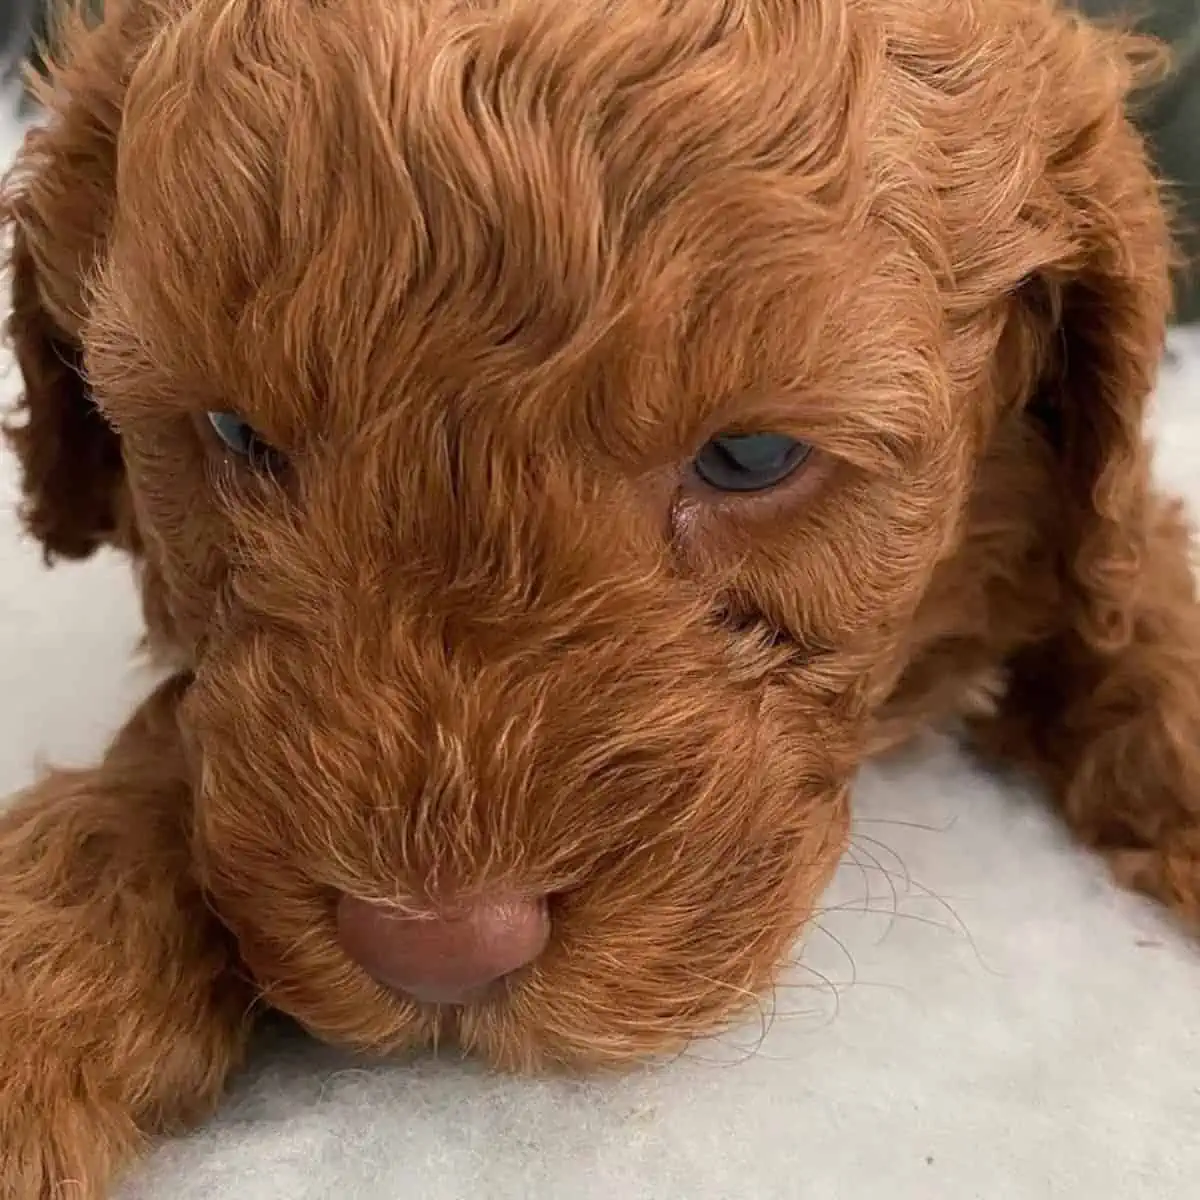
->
[[1, 1, 1195, 1195]]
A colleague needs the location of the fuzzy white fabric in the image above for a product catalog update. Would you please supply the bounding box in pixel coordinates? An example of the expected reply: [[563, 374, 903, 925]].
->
[[1, 107, 1198, 1200]]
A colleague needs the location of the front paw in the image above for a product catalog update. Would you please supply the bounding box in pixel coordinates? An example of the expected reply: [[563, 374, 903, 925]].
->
[[0, 1071, 142, 1200]]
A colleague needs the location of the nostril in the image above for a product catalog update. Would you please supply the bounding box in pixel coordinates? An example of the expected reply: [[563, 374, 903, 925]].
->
[[336, 892, 551, 1004]]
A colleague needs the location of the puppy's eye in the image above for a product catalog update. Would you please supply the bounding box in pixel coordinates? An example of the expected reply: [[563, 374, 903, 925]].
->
[[206, 411, 284, 471], [692, 433, 812, 493]]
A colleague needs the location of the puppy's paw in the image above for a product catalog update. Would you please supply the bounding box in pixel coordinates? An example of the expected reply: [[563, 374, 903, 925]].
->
[[0, 1071, 143, 1200]]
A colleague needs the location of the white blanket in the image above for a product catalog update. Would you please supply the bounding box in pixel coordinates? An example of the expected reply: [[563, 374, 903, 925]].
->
[[1, 107, 1197, 1199]]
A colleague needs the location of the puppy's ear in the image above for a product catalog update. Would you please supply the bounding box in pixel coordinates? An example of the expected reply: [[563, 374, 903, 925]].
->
[[4, 218, 126, 561], [2, 7, 132, 563], [1019, 16, 1175, 651]]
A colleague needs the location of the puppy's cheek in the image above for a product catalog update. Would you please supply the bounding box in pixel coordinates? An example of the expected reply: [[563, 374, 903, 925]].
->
[[188, 772, 427, 1053], [120, 424, 233, 651], [674, 461, 953, 661]]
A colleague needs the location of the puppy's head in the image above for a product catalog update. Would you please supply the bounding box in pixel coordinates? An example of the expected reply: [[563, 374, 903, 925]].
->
[[3, 0, 1171, 1068]]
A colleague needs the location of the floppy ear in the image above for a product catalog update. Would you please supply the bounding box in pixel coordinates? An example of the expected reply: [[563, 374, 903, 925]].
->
[[1018, 16, 1175, 652], [2, 7, 132, 563], [4, 217, 126, 561]]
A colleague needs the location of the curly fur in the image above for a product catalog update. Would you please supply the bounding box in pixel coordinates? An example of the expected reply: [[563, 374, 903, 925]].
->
[[0, 1, 1195, 1194]]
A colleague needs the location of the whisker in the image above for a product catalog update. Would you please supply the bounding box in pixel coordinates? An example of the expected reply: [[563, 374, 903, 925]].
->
[[809, 917, 859, 990], [776, 958, 843, 1029], [853, 814, 960, 834], [843, 840, 901, 930], [816, 900, 959, 939], [840, 841, 878, 912], [824, 864, 1001, 976]]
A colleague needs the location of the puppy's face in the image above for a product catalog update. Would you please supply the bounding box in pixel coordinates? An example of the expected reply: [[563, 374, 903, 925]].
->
[[78, 0, 993, 1066]]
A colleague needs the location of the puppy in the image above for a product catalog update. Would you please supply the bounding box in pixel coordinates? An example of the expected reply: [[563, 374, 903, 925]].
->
[[1, 0, 1196, 1195]]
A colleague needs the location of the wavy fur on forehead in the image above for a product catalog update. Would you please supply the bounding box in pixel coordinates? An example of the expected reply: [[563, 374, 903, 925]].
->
[[86, 0, 905, 443], [78, 0, 1165, 451]]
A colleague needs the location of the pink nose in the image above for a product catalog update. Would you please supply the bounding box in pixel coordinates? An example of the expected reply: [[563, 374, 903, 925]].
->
[[336, 893, 550, 1004]]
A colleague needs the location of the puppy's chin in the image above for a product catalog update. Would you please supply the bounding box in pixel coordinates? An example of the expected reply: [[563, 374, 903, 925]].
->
[[227, 918, 844, 1073]]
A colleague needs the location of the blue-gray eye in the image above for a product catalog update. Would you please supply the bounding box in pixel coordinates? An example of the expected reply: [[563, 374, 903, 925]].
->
[[693, 433, 812, 493], [206, 411, 283, 471]]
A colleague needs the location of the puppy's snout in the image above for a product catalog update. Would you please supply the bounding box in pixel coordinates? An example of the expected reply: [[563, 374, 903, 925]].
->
[[336, 893, 550, 1004]]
